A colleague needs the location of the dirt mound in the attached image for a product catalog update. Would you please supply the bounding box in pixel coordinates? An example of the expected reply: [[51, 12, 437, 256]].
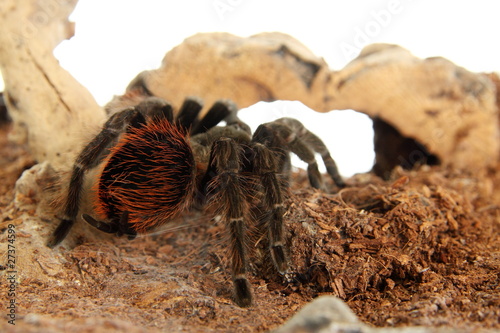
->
[[0, 124, 499, 332]]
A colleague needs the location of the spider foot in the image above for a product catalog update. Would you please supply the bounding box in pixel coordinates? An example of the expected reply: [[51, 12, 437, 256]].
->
[[271, 244, 289, 274], [327, 167, 346, 188], [334, 178, 346, 188], [47, 219, 75, 248], [234, 276, 253, 308]]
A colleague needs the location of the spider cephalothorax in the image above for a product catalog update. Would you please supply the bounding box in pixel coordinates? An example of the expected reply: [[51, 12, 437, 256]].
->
[[47, 97, 345, 307]]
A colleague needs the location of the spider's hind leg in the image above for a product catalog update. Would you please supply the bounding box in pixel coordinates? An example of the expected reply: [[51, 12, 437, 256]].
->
[[83, 211, 137, 240], [82, 214, 119, 234], [47, 97, 176, 248], [47, 108, 144, 248]]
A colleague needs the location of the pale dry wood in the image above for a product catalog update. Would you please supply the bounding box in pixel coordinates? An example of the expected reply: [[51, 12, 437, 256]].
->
[[0, 0, 105, 169], [331, 43, 499, 171], [113, 33, 499, 172]]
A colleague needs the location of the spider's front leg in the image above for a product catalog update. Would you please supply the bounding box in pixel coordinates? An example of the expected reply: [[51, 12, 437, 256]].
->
[[206, 138, 253, 307]]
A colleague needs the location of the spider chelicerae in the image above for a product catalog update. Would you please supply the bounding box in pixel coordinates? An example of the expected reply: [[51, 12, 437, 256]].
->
[[47, 96, 345, 307]]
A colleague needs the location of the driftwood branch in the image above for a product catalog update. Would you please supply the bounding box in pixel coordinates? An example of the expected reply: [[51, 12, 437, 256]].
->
[[0, 0, 105, 169], [120, 33, 498, 173]]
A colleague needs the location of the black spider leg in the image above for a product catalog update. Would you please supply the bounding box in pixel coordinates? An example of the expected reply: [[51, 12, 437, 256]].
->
[[135, 96, 174, 123], [222, 100, 252, 135], [275, 118, 345, 188], [175, 97, 203, 131], [47, 108, 145, 248], [82, 211, 134, 239], [249, 142, 289, 274], [252, 123, 292, 185], [193, 100, 249, 205], [207, 138, 253, 307], [190, 100, 236, 135], [256, 119, 344, 190]]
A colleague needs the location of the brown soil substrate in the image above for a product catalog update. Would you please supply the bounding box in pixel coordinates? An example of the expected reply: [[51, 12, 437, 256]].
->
[[0, 123, 499, 332]]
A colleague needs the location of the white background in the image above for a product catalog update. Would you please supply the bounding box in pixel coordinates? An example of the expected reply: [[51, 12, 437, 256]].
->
[[3, 1, 500, 176]]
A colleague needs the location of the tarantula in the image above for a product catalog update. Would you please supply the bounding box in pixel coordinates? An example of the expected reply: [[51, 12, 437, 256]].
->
[[47, 96, 345, 307]]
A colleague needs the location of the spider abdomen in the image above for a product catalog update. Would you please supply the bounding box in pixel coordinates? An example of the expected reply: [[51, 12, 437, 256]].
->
[[96, 119, 195, 233]]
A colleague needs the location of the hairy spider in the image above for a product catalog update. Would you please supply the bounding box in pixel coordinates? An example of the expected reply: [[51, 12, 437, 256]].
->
[[47, 96, 345, 307]]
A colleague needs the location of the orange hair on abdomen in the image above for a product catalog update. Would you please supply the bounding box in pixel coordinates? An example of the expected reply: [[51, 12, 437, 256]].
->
[[95, 119, 195, 233]]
